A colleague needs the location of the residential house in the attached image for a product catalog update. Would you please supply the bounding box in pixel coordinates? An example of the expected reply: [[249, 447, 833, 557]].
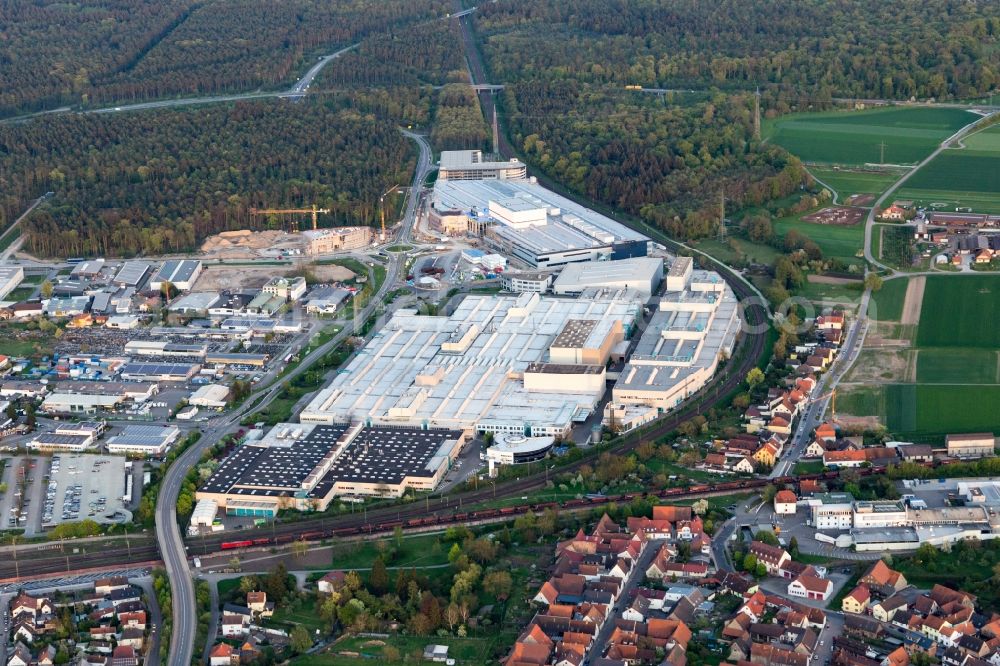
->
[[317, 571, 346, 594], [210, 643, 237, 666], [861, 561, 908, 597], [6, 643, 31, 666], [110, 646, 139, 666], [749, 541, 791, 575], [775, 490, 797, 515], [95, 576, 130, 596], [872, 594, 908, 622], [221, 613, 250, 638], [247, 591, 274, 618], [842, 585, 871, 614]]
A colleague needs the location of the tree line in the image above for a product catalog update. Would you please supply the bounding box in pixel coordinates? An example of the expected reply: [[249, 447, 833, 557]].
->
[[0, 97, 415, 258]]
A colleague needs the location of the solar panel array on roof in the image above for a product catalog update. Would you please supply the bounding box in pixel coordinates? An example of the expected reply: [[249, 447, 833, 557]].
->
[[119, 363, 197, 378]]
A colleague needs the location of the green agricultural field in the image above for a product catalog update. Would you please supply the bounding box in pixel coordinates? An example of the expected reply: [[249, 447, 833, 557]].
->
[[916, 348, 1000, 384], [772, 214, 865, 266], [895, 125, 1000, 213], [871, 277, 907, 321], [887, 384, 1000, 439], [923, 352, 998, 380], [809, 167, 900, 199], [836, 385, 885, 419], [916, 276, 1000, 348], [765, 107, 976, 166]]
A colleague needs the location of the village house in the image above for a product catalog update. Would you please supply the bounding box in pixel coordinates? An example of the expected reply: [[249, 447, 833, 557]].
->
[[749, 541, 791, 576]]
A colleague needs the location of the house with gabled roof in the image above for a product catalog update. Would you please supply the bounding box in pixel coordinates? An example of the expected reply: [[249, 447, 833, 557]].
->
[[749, 541, 790, 575]]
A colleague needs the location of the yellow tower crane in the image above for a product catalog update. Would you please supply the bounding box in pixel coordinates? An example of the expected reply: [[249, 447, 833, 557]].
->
[[249, 204, 330, 232]]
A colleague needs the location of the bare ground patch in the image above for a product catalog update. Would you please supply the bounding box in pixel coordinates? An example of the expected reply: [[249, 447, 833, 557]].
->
[[843, 348, 912, 383], [807, 274, 862, 285], [194, 264, 354, 291], [801, 206, 866, 225], [846, 194, 876, 207], [837, 415, 882, 430], [901, 275, 926, 326]]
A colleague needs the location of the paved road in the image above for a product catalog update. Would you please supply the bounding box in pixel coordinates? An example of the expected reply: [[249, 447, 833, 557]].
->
[[771, 291, 871, 478], [134, 576, 163, 666], [0, 193, 51, 260], [158, 128, 431, 665], [585, 538, 663, 666], [289, 44, 359, 94], [200, 577, 221, 665]]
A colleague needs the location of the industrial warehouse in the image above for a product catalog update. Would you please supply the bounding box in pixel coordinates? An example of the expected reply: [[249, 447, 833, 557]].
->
[[430, 172, 649, 267], [606, 257, 740, 429], [300, 291, 642, 438], [196, 422, 466, 515]]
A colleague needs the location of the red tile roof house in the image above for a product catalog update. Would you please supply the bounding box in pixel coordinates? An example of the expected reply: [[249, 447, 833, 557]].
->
[[774, 490, 798, 515], [788, 573, 833, 601], [749, 541, 791, 575]]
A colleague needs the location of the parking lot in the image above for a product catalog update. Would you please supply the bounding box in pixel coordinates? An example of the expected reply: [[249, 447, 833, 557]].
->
[[42, 454, 130, 528]]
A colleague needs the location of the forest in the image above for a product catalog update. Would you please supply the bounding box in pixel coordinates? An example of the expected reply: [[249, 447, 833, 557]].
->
[[318, 19, 467, 89], [0, 0, 451, 117], [0, 97, 415, 258], [475, 0, 1000, 103], [469, 0, 1000, 241]]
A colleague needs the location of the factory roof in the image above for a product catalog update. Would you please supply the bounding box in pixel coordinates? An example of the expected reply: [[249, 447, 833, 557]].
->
[[43, 393, 122, 407], [152, 260, 201, 285], [107, 425, 180, 448], [554, 257, 663, 291], [113, 261, 151, 286], [849, 527, 920, 545], [302, 292, 640, 431], [202, 423, 461, 497], [119, 362, 197, 377], [169, 292, 220, 312], [71, 259, 106, 277], [433, 179, 646, 251], [55, 381, 156, 396], [552, 319, 598, 349], [524, 362, 604, 375], [487, 434, 555, 456]]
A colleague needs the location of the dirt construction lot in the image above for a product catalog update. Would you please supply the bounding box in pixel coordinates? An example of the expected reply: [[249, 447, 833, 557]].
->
[[193, 265, 355, 291], [802, 206, 866, 225], [901, 275, 925, 326], [846, 194, 876, 207]]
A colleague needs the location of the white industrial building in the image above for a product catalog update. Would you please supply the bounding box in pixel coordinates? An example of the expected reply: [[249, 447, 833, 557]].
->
[[438, 150, 527, 181], [607, 258, 739, 420], [0, 265, 25, 300], [807, 492, 855, 530], [852, 501, 908, 529], [500, 271, 554, 293], [552, 257, 664, 297], [301, 292, 641, 438], [432, 178, 648, 268], [262, 276, 307, 301], [189, 384, 230, 408], [106, 424, 181, 456], [41, 393, 124, 415], [148, 259, 203, 291]]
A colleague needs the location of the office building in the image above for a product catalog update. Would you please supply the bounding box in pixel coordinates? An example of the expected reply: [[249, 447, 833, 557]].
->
[[431, 178, 648, 268], [303, 227, 372, 255], [262, 276, 307, 301], [438, 150, 527, 181]]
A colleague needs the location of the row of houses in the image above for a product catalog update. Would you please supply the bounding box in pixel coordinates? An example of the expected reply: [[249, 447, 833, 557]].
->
[[748, 541, 833, 601], [721, 586, 829, 666], [7, 576, 149, 666], [836, 578, 1000, 666], [508, 510, 699, 666]]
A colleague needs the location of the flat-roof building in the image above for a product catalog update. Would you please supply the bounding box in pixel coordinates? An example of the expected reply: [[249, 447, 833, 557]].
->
[[70, 259, 106, 278], [0, 265, 25, 300], [553, 258, 664, 297], [113, 262, 152, 287], [438, 150, 527, 181], [262, 276, 307, 301], [149, 260, 203, 292], [301, 292, 641, 438], [500, 271, 554, 293], [197, 423, 466, 513], [41, 393, 123, 415], [304, 286, 352, 314], [169, 292, 220, 314], [106, 425, 181, 456], [189, 384, 230, 408], [608, 261, 739, 420], [432, 179, 648, 268], [119, 363, 199, 382]]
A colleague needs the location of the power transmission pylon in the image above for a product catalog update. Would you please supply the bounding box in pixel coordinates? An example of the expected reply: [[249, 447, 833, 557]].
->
[[718, 191, 727, 242], [753, 86, 761, 140], [878, 141, 887, 164], [492, 102, 500, 156]]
